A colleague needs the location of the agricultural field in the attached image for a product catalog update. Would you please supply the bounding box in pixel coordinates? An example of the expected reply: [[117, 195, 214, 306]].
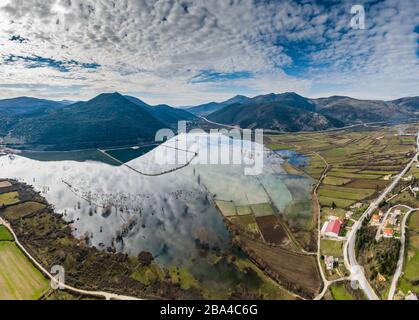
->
[[0, 241, 49, 300], [320, 239, 343, 257], [1, 202, 46, 220], [323, 282, 365, 300], [0, 225, 13, 241], [0, 181, 12, 189], [238, 236, 321, 298], [256, 215, 289, 246], [397, 211, 419, 296], [267, 128, 415, 210], [0, 191, 20, 206]]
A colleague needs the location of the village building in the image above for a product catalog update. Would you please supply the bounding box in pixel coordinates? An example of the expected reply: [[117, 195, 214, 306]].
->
[[324, 256, 335, 270], [321, 219, 343, 238], [383, 228, 394, 238], [371, 214, 381, 224]]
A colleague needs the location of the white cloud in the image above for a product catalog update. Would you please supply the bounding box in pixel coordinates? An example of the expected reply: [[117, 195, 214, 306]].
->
[[0, 0, 418, 104]]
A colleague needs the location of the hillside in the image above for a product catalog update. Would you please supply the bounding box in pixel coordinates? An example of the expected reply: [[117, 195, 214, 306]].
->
[[186, 95, 250, 116], [0, 97, 68, 135], [205, 93, 417, 131], [390, 97, 419, 112], [1, 93, 196, 150], [207, 102, 344, 132], [313, 96, 412, 123]]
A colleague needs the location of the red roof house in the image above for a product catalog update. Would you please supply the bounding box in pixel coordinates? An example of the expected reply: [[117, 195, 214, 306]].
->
[[371, 214, 381, 224], [383, 228, 394, 238], [324, 219, 343, 238]]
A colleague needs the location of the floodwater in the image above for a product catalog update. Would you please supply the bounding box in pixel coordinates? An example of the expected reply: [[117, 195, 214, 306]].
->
[[0, 133, 313, 277]]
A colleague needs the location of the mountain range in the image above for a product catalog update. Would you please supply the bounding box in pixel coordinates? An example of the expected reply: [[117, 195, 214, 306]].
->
[[191, 92, 419, 132], [0, 91, 418, 150], [0, 93, 197, 150]]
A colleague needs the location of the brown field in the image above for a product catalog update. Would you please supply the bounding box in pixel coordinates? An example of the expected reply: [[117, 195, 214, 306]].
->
[[240, 237, 321, 297], [255, 215, 288, 245], [0, 181, 12, 188], [0, 242, 49, 300], [2, 202, 46, 220]]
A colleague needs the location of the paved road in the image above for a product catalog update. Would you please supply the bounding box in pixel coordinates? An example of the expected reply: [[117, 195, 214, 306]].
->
[[387, 207, 418, 300], [343, 130, 419, 300], [312, 152, 332, 300], [0, 217, 142, 300]]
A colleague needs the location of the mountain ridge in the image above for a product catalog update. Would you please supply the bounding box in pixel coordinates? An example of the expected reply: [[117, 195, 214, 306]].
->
[[1, 91, 418, 150]]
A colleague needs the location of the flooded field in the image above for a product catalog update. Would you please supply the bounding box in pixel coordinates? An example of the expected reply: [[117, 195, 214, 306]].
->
[[0, 133, 314, 289]]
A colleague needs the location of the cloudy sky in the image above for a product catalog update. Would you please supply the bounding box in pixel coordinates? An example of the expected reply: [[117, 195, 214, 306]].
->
[[0, 0, 418, 105]]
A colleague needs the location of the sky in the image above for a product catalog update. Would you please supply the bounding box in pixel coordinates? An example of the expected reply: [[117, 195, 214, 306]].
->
[[0, 0, 418, 106]]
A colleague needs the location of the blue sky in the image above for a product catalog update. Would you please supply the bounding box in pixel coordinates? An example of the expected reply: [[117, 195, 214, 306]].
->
[[0, 0, 418, 105]]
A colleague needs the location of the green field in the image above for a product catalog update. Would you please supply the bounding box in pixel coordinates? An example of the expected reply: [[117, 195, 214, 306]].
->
[[330, 283, 353, 300], [236, 205, 252, 216], [321, 240, 343, 257], [318, 188, 372, 201], [404, 252, 419, 282], [251, 203, 275, 217], [323, 176, 351, 186], [0, 226, 13, 241], [318, 196, 355, 208], [0, 192, 20, 206], [409, 213, 419, 229], [398, 212, 419, 295], [0, 242, 49, 300], [214, 200, 236, 217], [131, 264, 165, 286], [2, 202, 46, 219]]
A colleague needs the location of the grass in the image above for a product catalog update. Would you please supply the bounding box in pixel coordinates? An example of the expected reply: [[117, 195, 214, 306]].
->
[[229, 215, 261, 237], [233, 258, 296, 300], [240, 236, 321, 296], [266, 143, 294, 151], [409, 212, 419, 229], [168, 266, 200, 290], [130, 264, 165, 286], [318, 196, 355, 208], [318, 188, 371, 201], [236, 205, 252, 216], [2, 202, 46, 219], [0, 192, 19, 206], [321, 240, 343, 257], [214, 200, 236, 217], [321, 208, 346, 220], [327, 171, 382, 180], [0, 242, 49, 300], [250, 203, 275, 217], [404, 251, 419, 282], [330, 283, 353, 300], [345, 179, 388, 190], [0, 226, 13, 241], [323, 176, 351, 186]]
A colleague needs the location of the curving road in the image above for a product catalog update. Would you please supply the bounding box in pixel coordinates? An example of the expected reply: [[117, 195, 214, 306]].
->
[[0, 217, 142, 300], [387, 207, 419, 300]]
